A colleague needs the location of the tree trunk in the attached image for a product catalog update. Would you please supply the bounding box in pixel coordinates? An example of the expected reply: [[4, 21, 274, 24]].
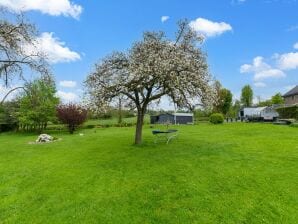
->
[[118, 98, 122, 124], [134, 110, 145, 145]]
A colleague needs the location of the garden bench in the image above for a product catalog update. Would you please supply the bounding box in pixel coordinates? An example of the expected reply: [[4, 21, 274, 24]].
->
[[152, 129, 178, 144]]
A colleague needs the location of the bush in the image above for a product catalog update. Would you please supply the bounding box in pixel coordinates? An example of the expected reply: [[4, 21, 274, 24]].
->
[[209, 113, 224, 124], [56, 104, 88, 134]]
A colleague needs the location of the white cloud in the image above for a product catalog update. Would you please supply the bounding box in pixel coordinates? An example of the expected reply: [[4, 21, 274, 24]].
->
[[56, 90, 78, 102], [0, 0, 82, 19], [254, 69, 285, 81], [240, 56, 286, 81], [189, 18, 232, 38], [161, 16, 170, 23], [59, 80, 77, 88], [277, 52, 298, 70], [293, 42, 298, 50], [24, 32, 81, 64], [254, 82, 266, 88]]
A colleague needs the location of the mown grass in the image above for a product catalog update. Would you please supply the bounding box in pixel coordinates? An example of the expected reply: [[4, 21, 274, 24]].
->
[[0, 123, 297, 223]]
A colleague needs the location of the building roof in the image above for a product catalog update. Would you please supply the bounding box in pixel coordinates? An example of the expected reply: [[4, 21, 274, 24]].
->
[[243, 107, 267, 114], [283, 85, 298, 97], [152, 113, 193, 117], [173, 113, 193, 117]]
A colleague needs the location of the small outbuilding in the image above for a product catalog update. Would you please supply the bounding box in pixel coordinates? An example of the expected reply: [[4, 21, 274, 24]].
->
[[150, 113, 193, 125]]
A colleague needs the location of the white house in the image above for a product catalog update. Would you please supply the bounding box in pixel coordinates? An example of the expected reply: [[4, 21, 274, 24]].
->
[[239, 106, 279, 121]]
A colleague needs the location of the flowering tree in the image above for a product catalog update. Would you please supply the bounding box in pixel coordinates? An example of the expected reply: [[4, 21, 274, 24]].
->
[[56, 104, 87, 134], [85, 21, 214, 144]]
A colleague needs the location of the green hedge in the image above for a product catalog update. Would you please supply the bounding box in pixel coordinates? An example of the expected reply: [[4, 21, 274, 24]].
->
[[276, 105, 298, 120], [209, 113, 224, 124]]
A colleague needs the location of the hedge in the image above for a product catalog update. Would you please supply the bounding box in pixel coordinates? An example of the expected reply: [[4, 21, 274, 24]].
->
[[276, 105, 298, 120]]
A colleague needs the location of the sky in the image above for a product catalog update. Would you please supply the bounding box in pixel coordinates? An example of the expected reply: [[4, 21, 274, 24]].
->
[[0, 0, 298, 108]]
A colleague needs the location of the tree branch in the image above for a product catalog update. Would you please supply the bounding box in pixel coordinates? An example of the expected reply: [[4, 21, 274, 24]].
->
[[0, 86, 26, 105]]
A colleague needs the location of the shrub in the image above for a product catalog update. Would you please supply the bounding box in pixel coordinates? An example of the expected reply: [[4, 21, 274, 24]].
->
[[56, 104, 88, 134], [209, 113, 224, 124]]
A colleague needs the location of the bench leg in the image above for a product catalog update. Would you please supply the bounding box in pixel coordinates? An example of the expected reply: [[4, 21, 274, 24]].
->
[[166, 133, 178, 144]]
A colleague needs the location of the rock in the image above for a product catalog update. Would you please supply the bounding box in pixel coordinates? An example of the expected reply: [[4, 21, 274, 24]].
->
[[36, 134, 54, 143]]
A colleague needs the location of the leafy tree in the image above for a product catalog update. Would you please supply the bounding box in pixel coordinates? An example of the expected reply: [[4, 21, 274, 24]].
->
[[212, 80, 222, 111], [241, 85, 253, 107], [221, 89, 233, 115], [86, 21, 214, 144], [228, 100, 241, 118], [18, 75, 59, 132], [56, 104, 87, 134], [212, 81, 233, 115], [271, 93, 284, 105]]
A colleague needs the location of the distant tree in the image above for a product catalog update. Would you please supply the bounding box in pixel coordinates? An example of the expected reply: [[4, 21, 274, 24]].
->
[[219, 89, 233, 115], [86, 20, 214, 144], [241, 85, 253, 107], [258, 99, 272, 107], [212, 80, 222, 112], [18, 75, 59, 132], [257, 93, 284, 107], [212, 81, 233, 115], [229, 99, 241, 118], [271, 93, 284, 105], [56, 104, 87, 134], [0, 8, 49, 103], [194, 108, 212, 122]]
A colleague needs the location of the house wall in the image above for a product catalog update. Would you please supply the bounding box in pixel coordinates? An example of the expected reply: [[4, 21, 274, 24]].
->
[[284, 94, 298, 105], [150, 116, 158, 124], [150, 114, 193, 124], [175, 116, 193, 124], [157, 114, 175, 124]]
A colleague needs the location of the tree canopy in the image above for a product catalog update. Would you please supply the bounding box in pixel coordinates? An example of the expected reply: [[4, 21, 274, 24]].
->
[[212, 81, 233, 115], [18, 75, 59, 132], [271, 93, 284, 105], [86, 21, 214, 144]]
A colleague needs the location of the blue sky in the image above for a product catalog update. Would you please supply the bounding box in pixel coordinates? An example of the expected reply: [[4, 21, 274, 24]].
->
[[1, 0, 298, 106]]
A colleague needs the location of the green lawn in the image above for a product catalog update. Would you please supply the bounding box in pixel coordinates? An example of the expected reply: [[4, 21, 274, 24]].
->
[[0, 123, 297, 223]]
